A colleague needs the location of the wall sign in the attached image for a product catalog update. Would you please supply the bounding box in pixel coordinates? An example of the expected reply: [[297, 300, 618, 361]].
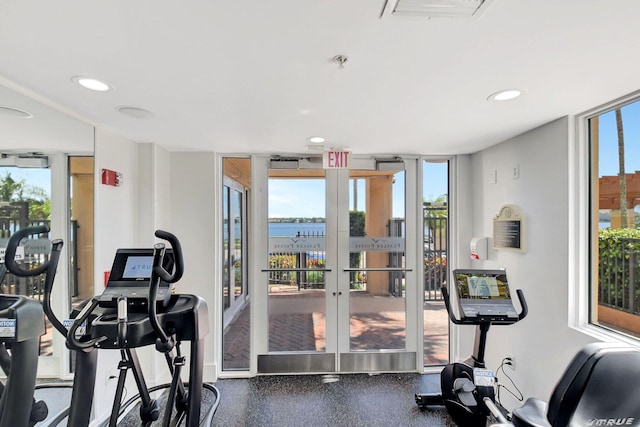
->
[[493, 204, 525, 252]]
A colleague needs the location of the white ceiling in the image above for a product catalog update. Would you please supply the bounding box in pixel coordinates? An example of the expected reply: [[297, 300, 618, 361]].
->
[[1, 0, 640, 155]]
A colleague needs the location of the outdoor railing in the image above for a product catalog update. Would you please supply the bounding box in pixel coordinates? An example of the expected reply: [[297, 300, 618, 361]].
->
[[424, 205, 447, 301], [598, 236, 640, 316], [268, 231, 326, 290]]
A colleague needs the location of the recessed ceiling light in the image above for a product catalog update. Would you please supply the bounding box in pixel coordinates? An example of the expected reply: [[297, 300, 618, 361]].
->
[[72, 76, 112, 92], [0, 106, 33, 118], [308, 136, 326, 144], [487, 89, 522, 102], [117, 106, 155, 119]]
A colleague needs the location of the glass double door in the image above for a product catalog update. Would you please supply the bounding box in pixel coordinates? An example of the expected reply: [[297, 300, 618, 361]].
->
[[258, 157, 418, 373]]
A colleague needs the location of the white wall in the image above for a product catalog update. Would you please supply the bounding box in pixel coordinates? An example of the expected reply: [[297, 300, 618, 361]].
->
[[462, 117, 595, 409], [170, 152, 217, 381], [93, 127, 140, 422]]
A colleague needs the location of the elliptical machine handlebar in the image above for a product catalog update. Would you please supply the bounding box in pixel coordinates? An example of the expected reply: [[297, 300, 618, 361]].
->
[[153, 230, 183, 284], [149, 230, 184, 352], [5, 226, 58, 278], [442, 286, 528, 325], [66, 298, 107, 351], [5, 226, 69, 339], [5, 226, 107, 351]]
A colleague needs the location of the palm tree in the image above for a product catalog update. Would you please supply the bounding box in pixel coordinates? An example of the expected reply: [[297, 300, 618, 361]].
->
[[615, 108, 628, 228]]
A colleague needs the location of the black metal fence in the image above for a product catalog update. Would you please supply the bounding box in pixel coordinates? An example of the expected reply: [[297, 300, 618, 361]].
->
[[424, 203, 447, 301], [268, 231, 326, 290], [267, 204, 449, 299], [598, 237, 640, 316]]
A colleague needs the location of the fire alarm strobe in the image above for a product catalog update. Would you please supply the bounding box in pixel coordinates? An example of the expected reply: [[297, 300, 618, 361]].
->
[[101, 169, 123, 187]]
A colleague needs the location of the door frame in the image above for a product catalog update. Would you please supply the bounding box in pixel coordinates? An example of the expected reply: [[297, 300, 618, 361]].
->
[[252, 155, 419, 374], [222, 176, 249, 329]]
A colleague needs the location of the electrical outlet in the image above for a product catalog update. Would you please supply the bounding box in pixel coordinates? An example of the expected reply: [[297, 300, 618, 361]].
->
[[505, 355, 516, 370], [512, 164, 520, 179]]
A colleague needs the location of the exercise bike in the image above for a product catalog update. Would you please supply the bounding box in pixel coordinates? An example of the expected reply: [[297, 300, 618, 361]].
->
[[415, 269, 527, 427], [418, 269, 640, 427]]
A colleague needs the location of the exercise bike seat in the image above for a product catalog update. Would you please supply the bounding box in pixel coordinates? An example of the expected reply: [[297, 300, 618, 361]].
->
[[512, 342, 640, 427]]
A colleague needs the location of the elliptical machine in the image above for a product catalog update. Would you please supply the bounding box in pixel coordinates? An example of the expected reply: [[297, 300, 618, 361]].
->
[[3, 226, 218, 426], [0, 225, 62, 427], [416, 269, 527, 427], [61, 230, 216, 426]]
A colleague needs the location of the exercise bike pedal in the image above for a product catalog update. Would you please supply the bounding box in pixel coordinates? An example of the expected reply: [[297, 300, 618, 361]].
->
[[415, 392, 443, 406]]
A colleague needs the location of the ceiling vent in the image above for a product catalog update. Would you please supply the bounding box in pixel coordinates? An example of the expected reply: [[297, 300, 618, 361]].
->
[[380, 0, 494, 19]]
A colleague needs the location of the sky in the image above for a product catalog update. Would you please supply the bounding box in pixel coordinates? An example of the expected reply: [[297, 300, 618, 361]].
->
[[0, 166, 51, 196], [268, 161, 448, 218], [598, 100, 640, 177]]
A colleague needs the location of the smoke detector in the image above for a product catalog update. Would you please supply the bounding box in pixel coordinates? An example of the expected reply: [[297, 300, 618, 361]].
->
[[380, 0, 494, 19]]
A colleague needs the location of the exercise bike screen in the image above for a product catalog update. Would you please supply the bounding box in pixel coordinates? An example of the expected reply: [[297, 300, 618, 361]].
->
[[454, 271, 511, 300]]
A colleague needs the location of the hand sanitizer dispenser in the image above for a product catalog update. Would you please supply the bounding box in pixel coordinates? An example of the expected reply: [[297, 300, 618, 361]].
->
[[470, 237, 488, 260]]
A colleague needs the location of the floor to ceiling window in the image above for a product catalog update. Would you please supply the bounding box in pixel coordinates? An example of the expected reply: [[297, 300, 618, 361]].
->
[[422, 159, 449, 366], [221, 157, 251, 371], [587, 97, 640, 340]]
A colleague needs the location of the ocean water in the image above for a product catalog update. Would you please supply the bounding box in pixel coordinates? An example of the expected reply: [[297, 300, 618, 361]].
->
[[268, 222, 325, 237]]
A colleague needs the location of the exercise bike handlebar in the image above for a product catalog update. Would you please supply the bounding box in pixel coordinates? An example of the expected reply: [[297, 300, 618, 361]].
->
[[516, 289, 528, 320], [442, 286, 528, 325]]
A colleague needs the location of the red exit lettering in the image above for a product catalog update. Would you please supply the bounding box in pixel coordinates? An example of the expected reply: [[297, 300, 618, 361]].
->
[[324, 151, 351, 169]]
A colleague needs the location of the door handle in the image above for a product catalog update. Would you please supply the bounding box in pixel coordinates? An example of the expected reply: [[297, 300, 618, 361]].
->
[[343, 267, 412, 272], [332, 291, 343, 296], [261, 268, 333, 272]]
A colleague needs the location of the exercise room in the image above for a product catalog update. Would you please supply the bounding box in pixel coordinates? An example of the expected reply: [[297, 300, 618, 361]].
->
[[0, 1, 638, 426]]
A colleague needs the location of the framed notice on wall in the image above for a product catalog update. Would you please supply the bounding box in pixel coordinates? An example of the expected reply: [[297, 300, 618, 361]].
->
[[493, 204, 525, 252]]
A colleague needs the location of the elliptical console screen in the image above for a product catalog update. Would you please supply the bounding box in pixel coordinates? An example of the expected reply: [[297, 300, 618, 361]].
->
[[122, 256, 154, 280], [107, 249, 174, 287], [99, 248, 175, 307]]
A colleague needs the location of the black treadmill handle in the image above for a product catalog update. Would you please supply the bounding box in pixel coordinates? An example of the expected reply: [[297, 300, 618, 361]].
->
[[153, 230, 184, 283], [5, 225, 51, 277]]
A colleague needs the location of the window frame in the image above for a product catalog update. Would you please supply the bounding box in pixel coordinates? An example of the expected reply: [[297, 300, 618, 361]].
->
[[573, 90, 640, 347]]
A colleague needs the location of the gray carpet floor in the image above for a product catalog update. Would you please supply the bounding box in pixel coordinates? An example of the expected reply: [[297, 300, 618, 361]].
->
[[211, 373, 455, 427], [33, 373, 455, 426]]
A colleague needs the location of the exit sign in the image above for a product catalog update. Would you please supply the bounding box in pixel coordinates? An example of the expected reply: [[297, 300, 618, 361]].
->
[[323, 150, 351, 169]]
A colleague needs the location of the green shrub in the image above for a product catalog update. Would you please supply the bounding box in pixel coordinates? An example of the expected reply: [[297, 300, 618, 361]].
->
[[598, 228, 640, 314]]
